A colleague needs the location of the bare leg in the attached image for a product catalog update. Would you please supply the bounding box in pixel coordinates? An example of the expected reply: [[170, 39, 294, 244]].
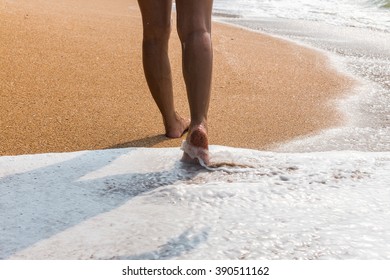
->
[[176, 0, 213, 164], [137, 0, 189, 138]]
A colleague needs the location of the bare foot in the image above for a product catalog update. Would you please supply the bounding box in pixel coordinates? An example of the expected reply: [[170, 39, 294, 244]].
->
[[181, 123, 209, 165], [164, 112, 190, 138]]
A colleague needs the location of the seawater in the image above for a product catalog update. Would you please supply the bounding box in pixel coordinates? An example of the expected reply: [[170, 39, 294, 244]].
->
[[214, 0, 390, 32], [213, 0, 390, 152]]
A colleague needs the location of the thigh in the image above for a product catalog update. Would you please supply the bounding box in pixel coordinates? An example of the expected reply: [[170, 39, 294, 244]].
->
[[175, 0, 213, 37], [138, 0, 173, 34]]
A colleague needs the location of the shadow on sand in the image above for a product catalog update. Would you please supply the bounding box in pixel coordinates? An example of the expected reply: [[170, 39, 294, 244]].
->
[[106, 135, 171, 149]]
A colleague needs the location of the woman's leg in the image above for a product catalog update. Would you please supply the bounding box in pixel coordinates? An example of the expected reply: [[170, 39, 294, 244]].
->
[[176, 0, 213, 164], [137, 0, 189, 138]]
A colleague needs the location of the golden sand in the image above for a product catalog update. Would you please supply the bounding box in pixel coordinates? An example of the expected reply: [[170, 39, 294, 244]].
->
[[0, 0, 352, 156]]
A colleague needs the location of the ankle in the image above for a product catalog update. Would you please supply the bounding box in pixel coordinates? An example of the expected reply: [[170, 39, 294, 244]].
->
[[163, 112, 190, 138], [189, 120, 207, 132]]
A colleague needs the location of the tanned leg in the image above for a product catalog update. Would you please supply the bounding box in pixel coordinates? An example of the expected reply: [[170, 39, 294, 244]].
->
[[176, 0, 213, 164], [137, 0, 189, 138]]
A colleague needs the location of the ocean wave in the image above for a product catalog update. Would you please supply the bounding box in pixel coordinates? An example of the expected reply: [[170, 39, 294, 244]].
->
[[2, 147, 390, 259], [214, 0, 390, 32]]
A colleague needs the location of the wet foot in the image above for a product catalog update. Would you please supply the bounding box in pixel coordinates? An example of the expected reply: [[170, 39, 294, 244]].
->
[[164, 112, 190, 138], [181, 123, 209, 165]]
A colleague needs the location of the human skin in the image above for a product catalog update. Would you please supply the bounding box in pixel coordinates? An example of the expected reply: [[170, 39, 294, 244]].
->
[[138, 0, 213, 164]]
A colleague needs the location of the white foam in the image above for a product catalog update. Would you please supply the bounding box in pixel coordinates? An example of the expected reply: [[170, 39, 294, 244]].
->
[[1, 147, 390, 259], [216, 8, 390, 152], [214, 0, 390, 32]]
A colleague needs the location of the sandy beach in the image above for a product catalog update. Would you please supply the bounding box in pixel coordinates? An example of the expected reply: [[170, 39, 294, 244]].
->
[[0, 0, 352, 156], [3, 0, 390, 265]]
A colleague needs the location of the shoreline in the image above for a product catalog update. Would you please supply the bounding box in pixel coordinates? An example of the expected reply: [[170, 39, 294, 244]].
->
[[222, 17, 390, 152], [0, 0, 352, 156]]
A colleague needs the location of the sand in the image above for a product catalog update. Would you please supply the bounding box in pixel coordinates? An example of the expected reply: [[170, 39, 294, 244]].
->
[[0, 0, 352, 156]]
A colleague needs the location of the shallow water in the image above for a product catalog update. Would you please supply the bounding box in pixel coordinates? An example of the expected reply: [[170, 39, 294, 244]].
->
[[214, 0, 390, 152], [214, 0, 390, 32], [2, 147, 390, 259]]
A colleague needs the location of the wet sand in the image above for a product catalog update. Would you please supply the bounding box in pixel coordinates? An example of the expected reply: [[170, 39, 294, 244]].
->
[[0, 0, 352, 156]]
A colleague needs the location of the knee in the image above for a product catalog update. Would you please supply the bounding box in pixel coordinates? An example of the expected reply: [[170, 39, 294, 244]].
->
[[177, 28, 211, 48], [142, 23, 171, 45]]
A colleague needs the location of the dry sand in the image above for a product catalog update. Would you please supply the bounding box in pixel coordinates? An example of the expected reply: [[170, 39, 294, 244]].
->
[[0, 0, 352, 156]]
